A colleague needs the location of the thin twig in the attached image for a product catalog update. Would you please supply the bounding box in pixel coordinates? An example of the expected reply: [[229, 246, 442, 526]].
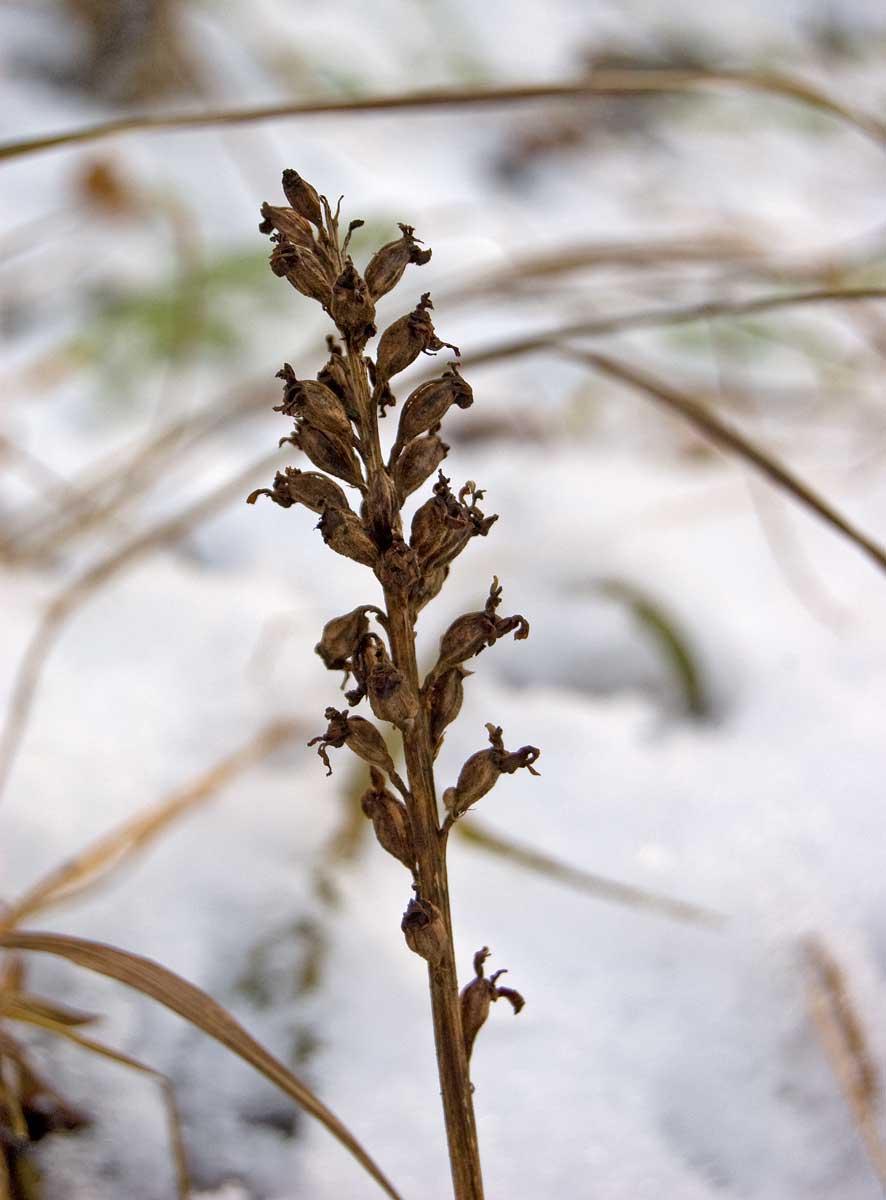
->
[[0, 66, 883, 162]]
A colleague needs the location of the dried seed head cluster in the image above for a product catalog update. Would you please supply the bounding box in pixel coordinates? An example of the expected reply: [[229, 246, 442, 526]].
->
[[250, 171, 539, 1090]]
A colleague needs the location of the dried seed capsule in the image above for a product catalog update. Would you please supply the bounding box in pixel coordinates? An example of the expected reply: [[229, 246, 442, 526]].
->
[[392, 432, 449, 502], [308, 706, 405, 789], [365, 223, 432, 301], [317, 337, 351, 398], [246, 466, 348, 513], [401, 897, 447, 966], [375, 538, 422, 595], [426, 664, 470, 755], [361, 767, 415, 872], [275, 366, 353, 442], [364, 467, 400, 549], [259, 202, 315, 250], [432, 577, 529, 674], [410, 564, 449, 614], [281, 168, 323, 227], [330, 259, 376, 344], [442, 723, 540, 821], [351, 634, 419, 727], [294, 425, 364, 489], [315, 605, 382, 672], [318, 506, 378, 567], [269, 240, 332, 308], [409, 474, 497, 571], [375, 293, 459, 383], [393, 364, 473, 456], [460, 947, 525, 1062]]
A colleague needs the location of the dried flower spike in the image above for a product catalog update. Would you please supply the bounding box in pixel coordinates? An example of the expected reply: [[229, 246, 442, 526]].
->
[[250, 169, 539, 1200]]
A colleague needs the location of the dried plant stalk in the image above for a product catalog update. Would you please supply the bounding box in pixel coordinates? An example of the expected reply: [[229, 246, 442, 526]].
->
[[250, 172, 538, 1199]]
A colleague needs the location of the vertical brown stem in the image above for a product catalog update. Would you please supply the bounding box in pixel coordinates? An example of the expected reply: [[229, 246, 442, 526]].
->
[[385, 601, 484, 1200], [345, 347, 485, 1200]]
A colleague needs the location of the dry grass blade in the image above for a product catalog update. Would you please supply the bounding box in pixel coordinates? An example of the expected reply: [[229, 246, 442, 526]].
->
[[803, 936, 886, 1192], [2, 719, 302, 930], [3, 999, 190, 1199], [0, 931, 404, 1200], [458, 820, 724, 928], [0, 448, 286, 804], [558, 347, 886, 577], [0, 66, 882, 162], [460, 287, 886, 369]]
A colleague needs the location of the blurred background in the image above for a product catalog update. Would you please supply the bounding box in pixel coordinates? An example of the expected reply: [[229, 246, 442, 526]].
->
[[3, 1, 886, 1197]]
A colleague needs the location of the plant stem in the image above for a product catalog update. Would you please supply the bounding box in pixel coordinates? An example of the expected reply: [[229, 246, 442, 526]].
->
[[385, 601, 485, 1200], [344, 344, 485, 1200]]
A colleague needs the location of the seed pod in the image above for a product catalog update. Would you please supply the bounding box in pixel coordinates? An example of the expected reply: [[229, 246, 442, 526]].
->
[[259, 202, 315, 250], [433, 577, 529, 674], [330, 259, 376, 344], [393, 364, 473, 456], [308, 707, 405, 789], [375, 293, 459, 383], [295, 425, 364, 489], [361, 767, 415, 872], [269, 240, 332, 308], [392, 432, 449, 502], [317, 337, 350, 397], [364, 467, 400, 548], [318, 506, 378, 567], [281, 168, 323, 227], [351, 634, 419, 727], [401, 897, 447, 966], [365, 223, 432, 301], [409, 474, 497, 571], [442, 723, 540, 821], [410, 564, 449, 614], [275, 365, 353, 442], [376, 538, 422, 595], [460, 947, 525, 1062], [315, 605, 381, 672], [246, 466, 348, 513], [426, 665, 470, 755]]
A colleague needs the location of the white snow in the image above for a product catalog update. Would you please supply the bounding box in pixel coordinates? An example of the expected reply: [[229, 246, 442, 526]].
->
[[3, 0, 886, 1197]]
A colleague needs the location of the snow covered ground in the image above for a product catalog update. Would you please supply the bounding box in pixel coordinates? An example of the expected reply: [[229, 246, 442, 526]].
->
[[3, 1, 886, 1197]]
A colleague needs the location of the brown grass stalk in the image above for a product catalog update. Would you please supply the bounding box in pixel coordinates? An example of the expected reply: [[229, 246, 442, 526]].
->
[[1, 66, 883, 162], [803, 936, 886, 1191]]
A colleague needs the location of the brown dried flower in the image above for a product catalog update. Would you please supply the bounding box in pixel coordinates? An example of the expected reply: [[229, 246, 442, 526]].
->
[[460, 947, 525, 1063], [401, 897, 447, 965], [361, 767, 416, 872], [307, 706, 406, 792], [281, 168, 323, 227], [431, 577, 529, 678], [443, 723, 540, 822], [365, 223, 432, 300], [375, 294, 459, 384], [246, 466, 348, 513], [392, 432, 450, 502]]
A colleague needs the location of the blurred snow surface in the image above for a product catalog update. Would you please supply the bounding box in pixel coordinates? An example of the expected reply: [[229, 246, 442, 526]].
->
[[2, 0, 886, 1198]]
